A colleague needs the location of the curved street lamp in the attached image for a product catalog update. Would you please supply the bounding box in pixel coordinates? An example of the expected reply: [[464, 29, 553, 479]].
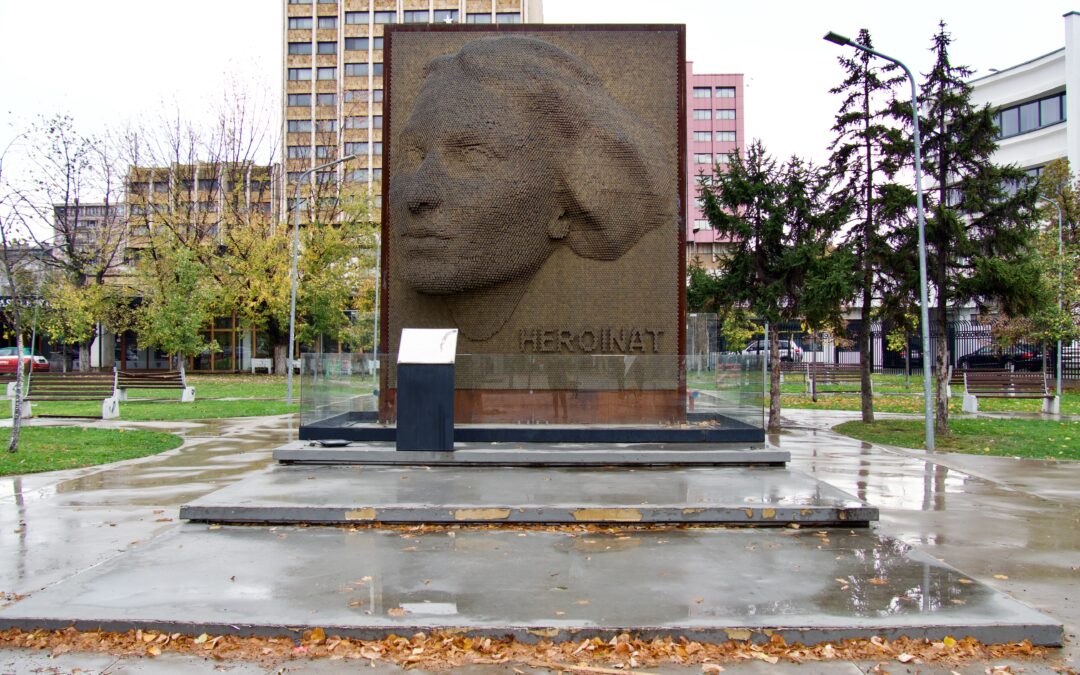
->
[[287, 154, 358, 404], [824, 31, 935, 450]]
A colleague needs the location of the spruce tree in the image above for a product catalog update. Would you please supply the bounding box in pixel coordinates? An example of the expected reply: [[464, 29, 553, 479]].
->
[[827, 28, 908, 424], [900, 22, 1042, 435], [700, 142, 854, 432]]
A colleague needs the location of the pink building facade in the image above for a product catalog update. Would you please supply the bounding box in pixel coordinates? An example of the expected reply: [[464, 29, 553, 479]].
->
[[685, 63, 744, 268]]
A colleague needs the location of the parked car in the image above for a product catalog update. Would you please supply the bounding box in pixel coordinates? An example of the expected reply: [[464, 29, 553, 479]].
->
[[742, 339, 803, 363], [0, 346, 50, 373], [956, 343, 1043, 372]]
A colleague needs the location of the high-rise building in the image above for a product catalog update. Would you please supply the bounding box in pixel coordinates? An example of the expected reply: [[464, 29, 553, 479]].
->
[[281, 0, 545, 218], [685, 63, 744, 270]]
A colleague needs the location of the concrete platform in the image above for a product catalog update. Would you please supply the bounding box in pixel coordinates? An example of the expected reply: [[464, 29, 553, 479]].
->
[[0, 525, 1060, 646], [274, 440, 789, 466], [179, 465, 877, 525]]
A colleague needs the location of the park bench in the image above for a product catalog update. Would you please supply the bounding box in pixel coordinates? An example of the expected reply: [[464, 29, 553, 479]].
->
[[961, 370, 1059, 414], [115, 370, 195, 402], [18, 372, 119, 419], [777, 360, 807, 383], [806, 364, 869, 396], [250, 357, 273, 374]]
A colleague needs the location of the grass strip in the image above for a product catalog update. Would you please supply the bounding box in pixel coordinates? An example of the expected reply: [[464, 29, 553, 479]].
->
[[0, 426, 184, 476], [834, 417, 1080, 460]]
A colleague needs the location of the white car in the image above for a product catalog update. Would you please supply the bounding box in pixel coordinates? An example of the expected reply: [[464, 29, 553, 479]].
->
[[741, 339, 803, 362]]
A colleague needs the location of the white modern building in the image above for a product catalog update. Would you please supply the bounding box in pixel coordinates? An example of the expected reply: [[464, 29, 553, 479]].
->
[[969, 11, 1080, 176]]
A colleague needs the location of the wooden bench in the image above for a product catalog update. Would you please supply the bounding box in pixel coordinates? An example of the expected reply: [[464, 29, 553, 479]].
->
[[19, 372, 119, 419], [115, 370, 195, 402], [962, 371, 1059, 414], [250, 357, 272, 374], [778, 361, 807, 383], [807, 364, 869, 396]]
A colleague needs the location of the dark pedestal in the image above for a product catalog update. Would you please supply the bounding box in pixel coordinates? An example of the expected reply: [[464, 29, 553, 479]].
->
[[396, 363, 454, 452]]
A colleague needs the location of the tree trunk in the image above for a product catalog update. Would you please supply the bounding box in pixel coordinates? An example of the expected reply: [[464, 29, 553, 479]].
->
[[274, 342, 289, 376], [859, 290, 875, 424], [8, 331, 24, 453], [767, 328, 781, 433], [78, 342, 91, 373], [934, 298, 950, 436]]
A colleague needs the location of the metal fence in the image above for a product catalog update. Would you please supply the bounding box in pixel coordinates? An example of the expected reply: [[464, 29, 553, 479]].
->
[[702, 317, 1080, 382]]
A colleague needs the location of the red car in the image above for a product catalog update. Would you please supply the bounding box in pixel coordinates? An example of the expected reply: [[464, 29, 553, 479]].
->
[[0, 347, 50, 373]]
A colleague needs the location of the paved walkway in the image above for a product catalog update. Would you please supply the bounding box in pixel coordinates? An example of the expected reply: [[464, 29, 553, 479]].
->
[[0, 410, 1076, 673]]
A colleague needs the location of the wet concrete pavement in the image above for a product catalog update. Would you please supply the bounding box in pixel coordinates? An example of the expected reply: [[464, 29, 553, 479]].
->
[[0, 410, 1076, 673]]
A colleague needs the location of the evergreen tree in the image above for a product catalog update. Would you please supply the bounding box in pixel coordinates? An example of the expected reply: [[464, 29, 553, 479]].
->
[[700, 142, 854, 432], [827, 28, 909, 424], [899, 22, 1042, 435]]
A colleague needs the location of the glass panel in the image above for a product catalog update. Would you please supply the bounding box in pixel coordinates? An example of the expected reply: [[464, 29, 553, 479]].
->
[[1018, 101, 1039, 133], [1040, 96, 1062, 126], [692, 87, 711, 98], [999, 107, 1019, 137]]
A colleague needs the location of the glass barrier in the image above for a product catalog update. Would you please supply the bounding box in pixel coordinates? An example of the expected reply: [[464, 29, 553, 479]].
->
[[300, 352, 764, 435]]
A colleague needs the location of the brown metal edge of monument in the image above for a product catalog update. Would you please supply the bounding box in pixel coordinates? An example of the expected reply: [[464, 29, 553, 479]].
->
[[379, 23, 688, 425]]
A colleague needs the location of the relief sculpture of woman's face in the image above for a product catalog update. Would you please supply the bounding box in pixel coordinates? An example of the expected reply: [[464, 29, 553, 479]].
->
[[389, 77, 565, 297]]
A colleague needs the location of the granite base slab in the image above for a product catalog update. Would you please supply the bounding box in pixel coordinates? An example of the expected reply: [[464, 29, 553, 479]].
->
[[0, 525, 1060, 646], [179, 465, 877, 526]]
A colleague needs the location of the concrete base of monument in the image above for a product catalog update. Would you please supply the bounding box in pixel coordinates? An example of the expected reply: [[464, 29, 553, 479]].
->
[[179, 464, 876, 526], [0, 525, 1060, 646], [273, 440, 787, 466]]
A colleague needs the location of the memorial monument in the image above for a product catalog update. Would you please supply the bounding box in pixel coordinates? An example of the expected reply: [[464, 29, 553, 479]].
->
[[382, 25, 686, 424]]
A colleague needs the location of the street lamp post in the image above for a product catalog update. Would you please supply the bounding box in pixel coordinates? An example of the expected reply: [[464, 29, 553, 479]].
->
[[824, 31, 935, 450], [1038, 192, 1064, 401], [287, 154, 358, 405]]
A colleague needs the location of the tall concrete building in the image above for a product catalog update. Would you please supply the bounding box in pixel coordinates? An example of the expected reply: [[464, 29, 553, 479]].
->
[[281, 0, 544, 217], [684, 63, 744, 269]]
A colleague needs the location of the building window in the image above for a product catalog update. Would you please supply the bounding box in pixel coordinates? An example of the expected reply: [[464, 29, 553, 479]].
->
[[287, 171, 306, 183], [344, 37, 367, 50], [692, 109, 712, 120], [288, 17, 313, 29], [315, 171, 336, 185], [495, 12, 520, 23], [288, 68, 312, 81], [345, 141, 368, 154], [372, 168, 383, 180], [373, 142, 383, 155], [288, 42, 312, 55], [317, 41, 336, 55], [692, 131, 711, 142], [344, 89, 366, 102], [693, 219, 711, 231], [344, 62, 368, 77], [373, 11, 395, 23], [346, 168, 368, 182], [287, 119, 312, 132], [716, 130, 736, 142], [317, 67, 336, 80], [372, 115, 383, 129], [288, 93, 311, 106], [345, 116, 367, 129], [692, 87, 711, 99], [288, 0, 312, 4], [403, 9, 429, 23], [716, 86, 736, 98], [316, 93, 336, 106], [694, 153, 713, 164], [345, 11, 368, 24], [716, 154, 732, 164], [315, 145, 335, 159], [372, 88, 383, 102], [466, 12, 492, 23], [433, 9, 459, 22], [994, 92, 1066, 139], [716, 109, 736, 120], [316, 119, 337, 132], [287, 145, 312, 159], [317, 16, 337, 29], [372, 62, 383, 76]]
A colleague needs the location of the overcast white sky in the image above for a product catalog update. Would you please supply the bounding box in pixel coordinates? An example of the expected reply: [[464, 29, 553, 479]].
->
[[1, 0, 1076, 175]]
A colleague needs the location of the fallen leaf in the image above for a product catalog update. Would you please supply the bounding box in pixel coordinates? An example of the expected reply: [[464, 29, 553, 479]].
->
[[897, 653, 915, 663], [387, 607, 408, 617], [943, 635, 957, 647], [194, 633, 209, 644], [702, 665, 725, 673], [147, 645, 161, 656], [867, 578, 887, 585], [993, 574, 1009, 580]]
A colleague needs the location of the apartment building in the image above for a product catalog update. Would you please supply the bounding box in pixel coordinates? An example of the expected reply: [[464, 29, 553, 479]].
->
[[281, 0, 544, 217], [685, 63, 744, 270], [969, 11, 1079, 179]]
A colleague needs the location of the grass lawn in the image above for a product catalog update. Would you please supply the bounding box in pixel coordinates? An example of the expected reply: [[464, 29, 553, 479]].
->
[[834, 417, 1080, 461], [0, 426, 184, 476]]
